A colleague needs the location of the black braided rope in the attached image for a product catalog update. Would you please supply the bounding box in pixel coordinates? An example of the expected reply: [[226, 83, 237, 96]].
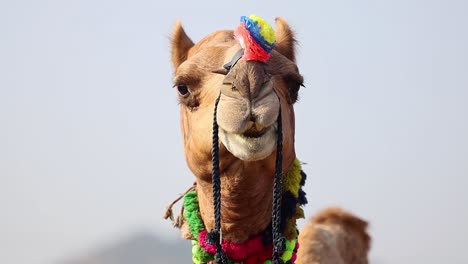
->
[[209, 94, 228, 264], [272, 107, 285, 264]]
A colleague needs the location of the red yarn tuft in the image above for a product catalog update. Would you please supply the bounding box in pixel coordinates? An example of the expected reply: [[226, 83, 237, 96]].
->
[[234, 23, 270, 62], [198, 230, 272, 261], [245, 244, 273, 264], [291, 252, 297, 262], [198, 231, 217, 254]]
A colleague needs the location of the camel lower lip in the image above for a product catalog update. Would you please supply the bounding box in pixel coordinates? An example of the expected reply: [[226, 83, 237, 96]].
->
[[218, 125, 277, 161]]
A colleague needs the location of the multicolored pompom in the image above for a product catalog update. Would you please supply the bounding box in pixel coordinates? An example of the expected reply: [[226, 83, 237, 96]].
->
[[234, 15, 275, 62]]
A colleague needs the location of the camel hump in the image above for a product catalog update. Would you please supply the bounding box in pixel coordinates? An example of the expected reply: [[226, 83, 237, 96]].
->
[[296, 207, 371, 264]]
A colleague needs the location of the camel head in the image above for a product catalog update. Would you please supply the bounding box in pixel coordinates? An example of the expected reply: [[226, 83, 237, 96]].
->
[[171, 17, 304, 181], [167, 16, 371, 264]]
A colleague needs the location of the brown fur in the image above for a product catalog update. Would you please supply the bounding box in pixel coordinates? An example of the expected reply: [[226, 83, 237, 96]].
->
[[171, 20, 194, 69], [296, 208, 371, 264], [170, 17, 371, 262], [274, 17, 297, 62]]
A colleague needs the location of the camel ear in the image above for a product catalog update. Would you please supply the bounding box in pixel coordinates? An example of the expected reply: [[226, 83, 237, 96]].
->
[[274, 17, 296, 62], [171, 20, 194, 69]]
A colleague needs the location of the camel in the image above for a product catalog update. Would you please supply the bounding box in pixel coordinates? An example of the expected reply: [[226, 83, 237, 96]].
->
[[165, 15, 370, 264]]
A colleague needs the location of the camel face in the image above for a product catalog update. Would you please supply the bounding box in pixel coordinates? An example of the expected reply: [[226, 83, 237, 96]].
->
[[216, 51, 280, 161], [171, 18, 303, 179]]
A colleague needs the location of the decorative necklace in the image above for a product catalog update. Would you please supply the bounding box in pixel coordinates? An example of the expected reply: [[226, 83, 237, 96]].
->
[[184, 158, 307, 264]]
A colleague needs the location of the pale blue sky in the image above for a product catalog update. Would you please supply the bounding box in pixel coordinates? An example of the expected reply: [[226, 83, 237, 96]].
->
[[1, 0, 467, 263]]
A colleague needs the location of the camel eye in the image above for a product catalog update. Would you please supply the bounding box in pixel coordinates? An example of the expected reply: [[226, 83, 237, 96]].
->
[[177, 84, 190, 97], [283, 74, 304, 104]]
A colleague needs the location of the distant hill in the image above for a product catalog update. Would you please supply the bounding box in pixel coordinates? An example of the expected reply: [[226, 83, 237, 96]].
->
[[62, 232, 192, 264], [59, 231, 387, 264]]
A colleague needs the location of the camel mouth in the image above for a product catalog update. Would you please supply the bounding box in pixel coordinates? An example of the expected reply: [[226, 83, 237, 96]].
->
[[242, 126, 270, 138], [219, 124, 277, 161]]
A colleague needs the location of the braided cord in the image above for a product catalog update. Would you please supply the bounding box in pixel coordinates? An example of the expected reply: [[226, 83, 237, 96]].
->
[[272, 107, 285, 264], [210, 94, 227, 264], [210, 91, 286, 264]]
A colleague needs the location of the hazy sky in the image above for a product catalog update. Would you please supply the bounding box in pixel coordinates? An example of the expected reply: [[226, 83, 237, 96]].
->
[[1, 0, 467, 263]]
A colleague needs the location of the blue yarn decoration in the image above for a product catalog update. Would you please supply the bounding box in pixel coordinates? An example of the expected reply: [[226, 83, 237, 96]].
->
[[240, 16, 275, 53]]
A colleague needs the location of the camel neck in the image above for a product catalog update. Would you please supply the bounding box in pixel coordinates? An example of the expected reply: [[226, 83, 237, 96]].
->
[[183, 158, 307, 263], [196, 159, 276, 243]]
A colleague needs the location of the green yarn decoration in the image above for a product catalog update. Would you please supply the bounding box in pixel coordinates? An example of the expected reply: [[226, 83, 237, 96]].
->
[[185, 191, 215, 263], [192, 241, 214, 263], [281, 238, 297, 262], [183, 191, 205, 237]]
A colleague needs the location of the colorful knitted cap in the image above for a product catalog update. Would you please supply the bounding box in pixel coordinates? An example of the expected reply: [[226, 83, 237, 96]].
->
[[234, 15, 275, 62]]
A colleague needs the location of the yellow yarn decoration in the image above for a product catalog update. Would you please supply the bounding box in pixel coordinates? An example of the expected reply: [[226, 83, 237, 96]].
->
[[248, 14, 275, 44], [283, 158, 302, 198]]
